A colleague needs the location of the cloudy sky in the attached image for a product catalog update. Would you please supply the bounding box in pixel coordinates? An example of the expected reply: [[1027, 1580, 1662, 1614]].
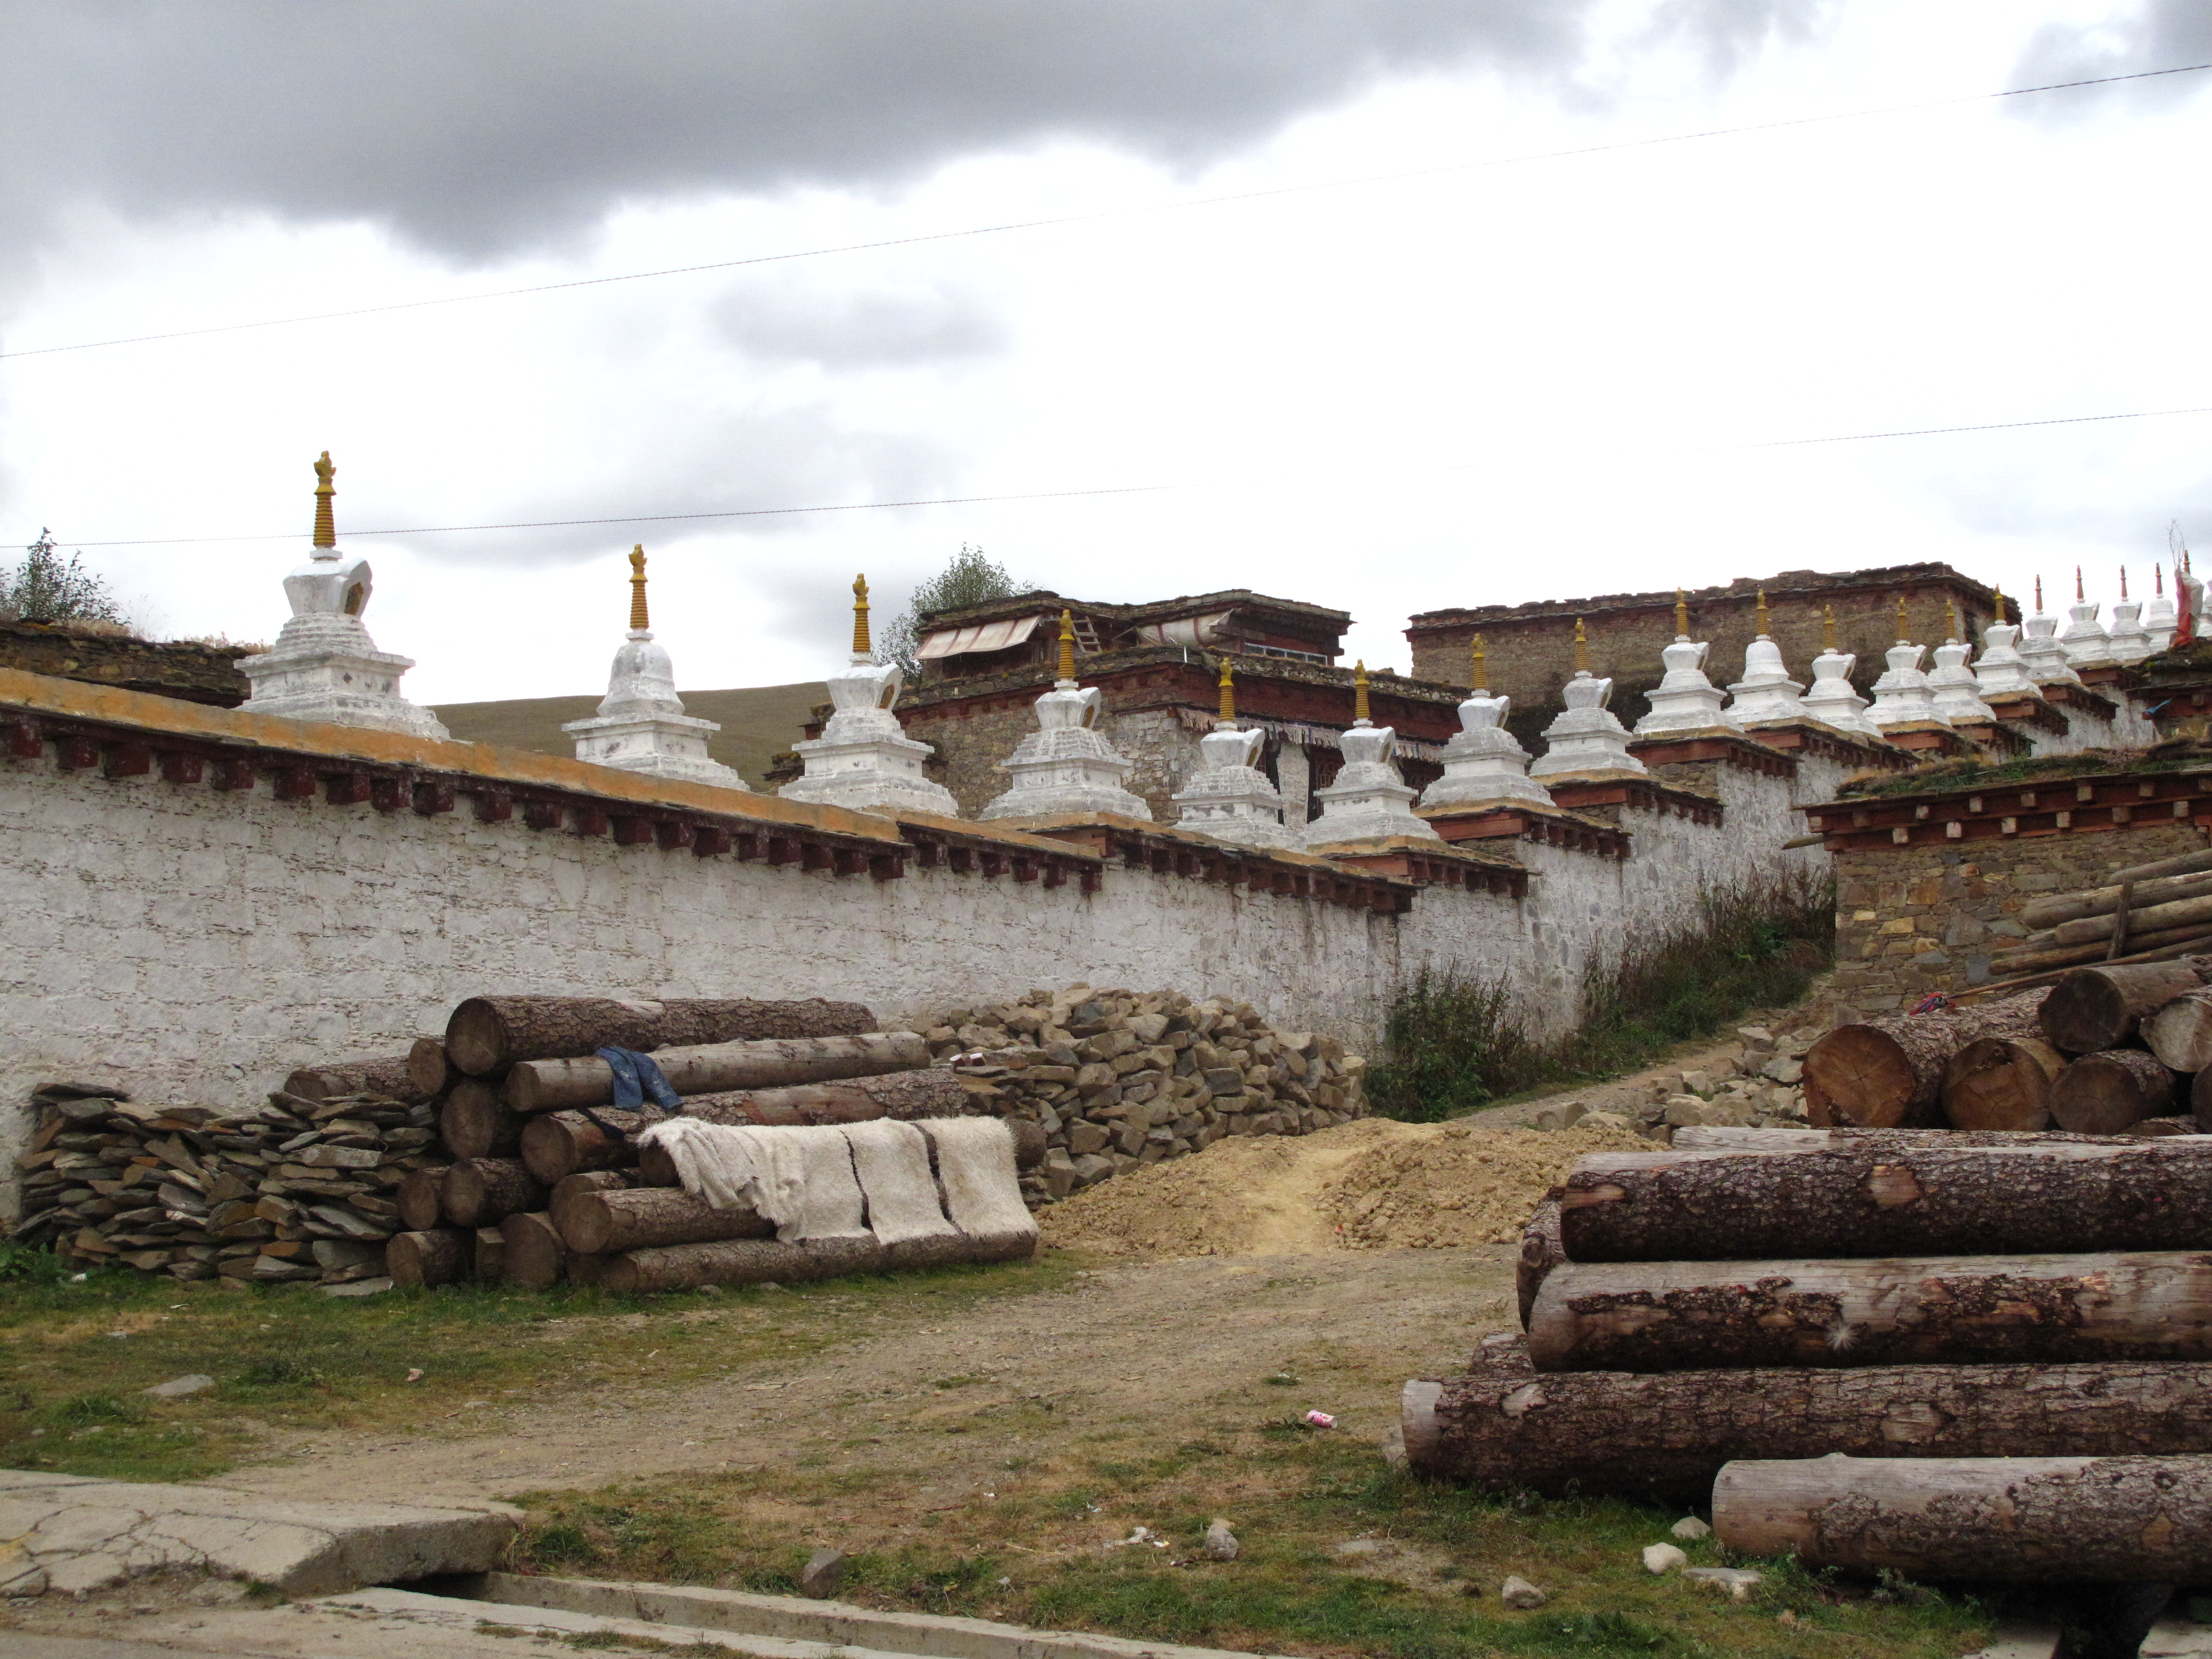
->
[[2, 0, 2208, 703]]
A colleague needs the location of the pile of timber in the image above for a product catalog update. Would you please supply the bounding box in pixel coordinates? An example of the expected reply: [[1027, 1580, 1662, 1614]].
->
[[1404, 1124, 2212, 1505], [1986, 846, 2212, 979]]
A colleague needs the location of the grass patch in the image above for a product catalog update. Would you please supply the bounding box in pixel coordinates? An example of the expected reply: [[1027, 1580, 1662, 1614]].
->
[[1368, 871, 1833, 1119], [0, 1250, 1079, 1484]]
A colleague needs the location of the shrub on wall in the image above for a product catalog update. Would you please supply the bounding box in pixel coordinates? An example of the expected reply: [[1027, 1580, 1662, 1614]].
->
[[1369, 869, 1835, 1121]]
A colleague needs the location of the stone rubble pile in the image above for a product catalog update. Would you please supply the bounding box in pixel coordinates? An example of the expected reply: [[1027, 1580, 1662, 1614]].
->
[[911, 986, 1368, 1202], [1521, 1017, 1820, 1140], [14, 1084, 436, 1286]]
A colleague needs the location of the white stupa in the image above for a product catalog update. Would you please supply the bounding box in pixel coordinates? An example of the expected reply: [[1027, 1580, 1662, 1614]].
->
[[563, 548, 747, 788], [236, 452, 449, 739], [1798, 604, 1882, 738], [980, 611, 1150, 820], [1724, 591, 1807, 726], [1633, 593, 1740, 735], [1420, 636, 1554, 809], [1529, 620, 1648, 779], [1171, 657, 1297, 849], [778, 576, 961, 817], [2017, 580, 2084, 687], [1866, 603, 1944, 729], [1971, 596, 2039, 700], [1926, 606, 1996, 726], [2059, 569, 2112, 666], [2142, 567, 2179, 650], [2105, 570, 2154, 664], [1303, 663, 1440, 846]]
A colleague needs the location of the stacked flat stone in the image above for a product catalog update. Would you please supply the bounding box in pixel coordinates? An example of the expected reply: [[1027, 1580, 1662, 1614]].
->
[[1971, 621, 2039, 700], [236, 452, 448, 740], [1633, 634, 1739, 736], [1865, 639, 1943, 729], [981, 617, 1150, 820], [1422, 688, 1552, 809], [1530, 669, 1647, 780], [780, 577, 961, 817], [910, 986, 1368, 1204], [1799, 642, 1880, 738], [564, 547, 747, 789], [1926, 636, 1997, 725]]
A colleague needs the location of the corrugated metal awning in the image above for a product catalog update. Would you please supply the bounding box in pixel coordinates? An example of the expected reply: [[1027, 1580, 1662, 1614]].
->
[[916, 615, 1046, 660]]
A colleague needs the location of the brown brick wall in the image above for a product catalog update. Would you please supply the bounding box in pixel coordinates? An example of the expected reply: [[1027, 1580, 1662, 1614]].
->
[[1829, 822, 2208, 1014]]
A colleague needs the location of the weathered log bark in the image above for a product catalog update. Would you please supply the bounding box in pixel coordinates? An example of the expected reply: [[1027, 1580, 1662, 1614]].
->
[[499, 1210, 568, 1290], [2054, 892, 2212, 948], [1403, 1334, 2212, 1502], [549, 1169, 638, 1210], [1713, 1453, 2212, 1582], [518, 1108, 653, 1185], [2042, 961, 2209, 1054], [1804, 993, 2046, 1128], [1986, 926, 2212, 982], [553, 1184, 774, 1255], [2113, 846, 2212, 887], [439, 1079, 521, 1160], [636, 1141, 679, 1187], [387, 1229, 469, 1289], [1670, 1126, 1833, 1152], [1517, 1193, 1564, 1330], [2021, 865, 2212, 931], [1674, 1125, 2194, 1152], [1943, 1036, 2065, 1131], [281, 1054, 428, 1106], [395, 1165, 450, 1232], [1527, 1250, 2212, 1372], [598, 1229, 1034, 1294], [503, 1032, 931, 1114], [408, 1036, 456, 1098], [2147, 987, 2212, 1073], [441, 1157, 547, 1229], [1557, 1139, 2212, 1263], [2128, 1116, 2200, 1138], [677, 1070, 970, 1125], [444, 995, 876, 1076], [472, 1225, 506, 1282], [2052, 1049, 2179, 1135]]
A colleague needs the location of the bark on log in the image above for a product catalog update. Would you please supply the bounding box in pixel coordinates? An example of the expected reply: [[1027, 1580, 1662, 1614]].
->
[[2022, 866, 2212, 931], [444, 995, 876, 1076], [598, 1229, 1036, 1294], [387, 1229, 469, 1289], [2042, 961, 2209, 1054], [1804, 994, 2046, 1128], [409, 1037, 456, 1098], [503, 1032, 931, 1114], [1528, 1250, 2212, 1372], [395, 1165, 450, 1232], [2051, 1049, 2179, 1135], [1943, 1037, 2065, 1131], [2193, 1067, 2212, 1133], [1675, 1125, 2197, 1152], [472, 1226, 506, 1282], [1713, 1453, 2212, 1582], [1403, 1334, 2212, 1502], [518, 1108, 654, 1185], [500, 1210, 569, 1290], [1517, 1192, 1565, 1330], [677, 1070, 970, 1125], [2054, 893, 2212, 948], [2112, 846, 2212, 888], [441, 1157, 547, 1229], [439, 1080, 521, 1160], [549, 1169, 638, 1211], [637, 1141, 679, 1187], [1670, 1126, 1834, 1152], [553, 1184, 775, 1256], [2146, 987, 2212, 1073], [1557, 1139, 2212, 1262], [281, 1055, 428, 1106], [1985, 926, 2212, 981], [2129, 1116, 2200, 1138]]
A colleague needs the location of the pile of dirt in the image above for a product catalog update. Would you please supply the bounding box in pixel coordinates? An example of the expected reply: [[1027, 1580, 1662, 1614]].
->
[[1037, 1116, 1647, 1258]]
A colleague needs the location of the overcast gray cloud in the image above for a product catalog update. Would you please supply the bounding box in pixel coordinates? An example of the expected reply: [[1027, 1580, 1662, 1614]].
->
[[712, 279, 1008, 368], [2013, 2, 2212, 113], [3, 1, 1827, 263]]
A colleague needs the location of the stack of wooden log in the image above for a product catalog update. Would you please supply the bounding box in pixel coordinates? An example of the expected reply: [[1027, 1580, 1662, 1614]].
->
[[1403, 1124, 2212, 1504], [1985, 847, 2212, 979], [1800, 962, 2212, 1134]]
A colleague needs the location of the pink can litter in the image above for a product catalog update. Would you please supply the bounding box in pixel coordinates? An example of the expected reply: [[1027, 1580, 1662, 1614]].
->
[[1304, 1410, 1336, 1429]]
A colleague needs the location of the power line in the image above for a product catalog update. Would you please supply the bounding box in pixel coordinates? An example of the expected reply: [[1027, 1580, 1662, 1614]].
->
[[5, 60, 2206, 365], [54, 399, 2212, 548]]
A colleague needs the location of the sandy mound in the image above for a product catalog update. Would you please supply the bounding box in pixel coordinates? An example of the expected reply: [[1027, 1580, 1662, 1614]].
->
[[1038, 1116, 1647, 1258]]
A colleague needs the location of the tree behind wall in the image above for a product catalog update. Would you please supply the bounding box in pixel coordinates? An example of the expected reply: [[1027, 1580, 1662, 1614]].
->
[[1, 530, 128, 627], [880, 543, 1027, 676]]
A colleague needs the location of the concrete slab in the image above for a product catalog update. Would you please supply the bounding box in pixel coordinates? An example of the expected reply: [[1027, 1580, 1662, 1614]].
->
[[0, 1469, 517, 1600]]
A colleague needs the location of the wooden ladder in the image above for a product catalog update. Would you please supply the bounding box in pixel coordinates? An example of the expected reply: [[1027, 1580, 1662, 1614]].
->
[[1069, 615, 1107, 656]]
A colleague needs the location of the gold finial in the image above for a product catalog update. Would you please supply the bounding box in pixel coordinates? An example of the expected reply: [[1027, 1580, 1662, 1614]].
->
[[312, 451, 336, 549], [2035, 575, 2044, 612], [1822, 603, 1837, 652], [1755, 588, 1770, 636], [2121, 567, 2130, 601], [1354, 660, 1370, 723], [1471, 633, 1488, 692], [2076, 566, 2085, 603], [1947, 599, 1961, 642], [852, 574, 871, 658], [1991, 585, 2004, 625], [1217, 654, 1235, 723], [627, 545, 649, 630], [2158, 566, 2167, 596], [1896, 595, 1909, 640], [1057, 610, 1077, 681], [1573, 617, 1589, 673], [1675, 589, 1689, 637]]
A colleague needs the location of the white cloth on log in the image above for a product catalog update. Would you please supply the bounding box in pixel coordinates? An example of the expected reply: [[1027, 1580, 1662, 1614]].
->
[[788, 1124, 871, 1242], [636, 1118, 870, 1241], [921, 1117, 1038, 1242], [840, 1119, 958, 1246]]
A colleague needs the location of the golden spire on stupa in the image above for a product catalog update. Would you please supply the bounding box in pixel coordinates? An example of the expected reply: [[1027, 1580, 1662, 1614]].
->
[[1057, 610, 1078, 682], [2121, 567, 2130, 601], [1216, 654, 1237, 723], [312, 451, 336, 549], [1896, 596, 1910, 641], [1354, 660, 1371, 723], [1573, 617, 1589, 673], [1675, 589, 1690, 637], [1822, 603, 1838, 652], [1471, 633, 1488, 693], [627, 545, 649, 631], [2076, 566, 2086, 603], [851, 575, 871, 658], [1755, 588, 1770, 637], [2035, 575, 2045, 613], [1947, 599, 1961, 643]]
